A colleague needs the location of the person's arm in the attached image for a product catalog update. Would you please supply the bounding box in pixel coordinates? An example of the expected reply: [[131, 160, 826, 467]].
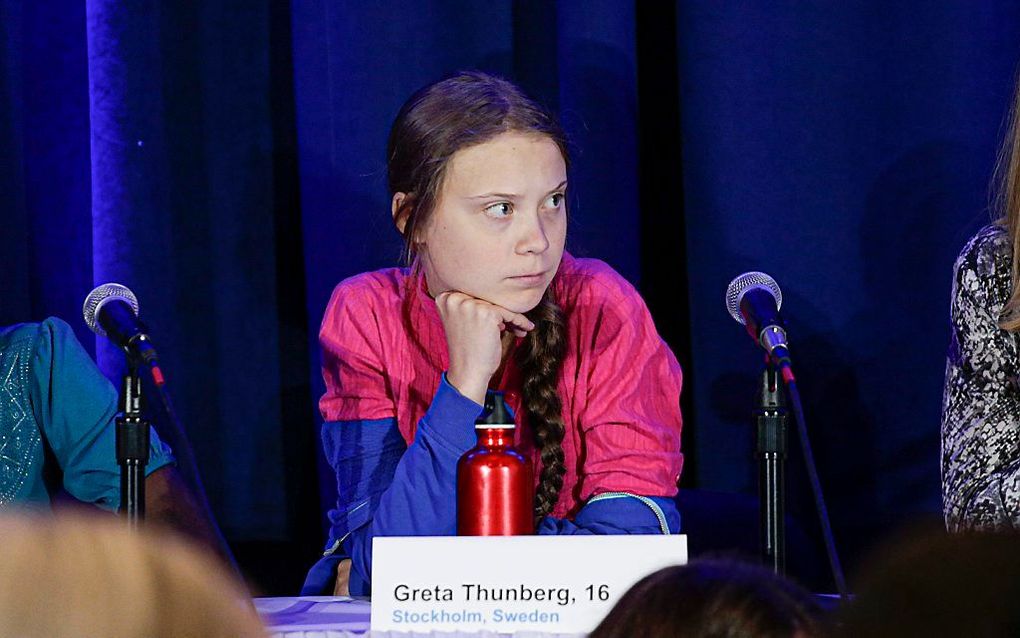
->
[[942, 234, 1020, 531], [307, 280, 503, 596], [565, 272, 685, 532], [538, 494, 680, 535], [29, 318, 232, 564], [348, 377, 479, 593], [303, 376, 479, 596], [28, 318, 174, 509], [145, 465, 238, 570]]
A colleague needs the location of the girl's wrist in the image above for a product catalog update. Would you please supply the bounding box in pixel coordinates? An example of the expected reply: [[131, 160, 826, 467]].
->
[[446, 369, 488, 405]]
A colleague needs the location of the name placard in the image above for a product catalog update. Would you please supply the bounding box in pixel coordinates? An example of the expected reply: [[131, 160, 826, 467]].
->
[[371, 535, 687, 634]]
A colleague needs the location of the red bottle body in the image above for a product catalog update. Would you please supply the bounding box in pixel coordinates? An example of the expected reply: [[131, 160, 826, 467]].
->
[[457, 425, 534, 536]]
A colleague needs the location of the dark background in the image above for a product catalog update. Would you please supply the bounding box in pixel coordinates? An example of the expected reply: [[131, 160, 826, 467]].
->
[[3, 1, 1019, 594]]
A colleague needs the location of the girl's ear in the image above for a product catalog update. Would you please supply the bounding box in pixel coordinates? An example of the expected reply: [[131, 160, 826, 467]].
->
[[392, 192, 412, 234]]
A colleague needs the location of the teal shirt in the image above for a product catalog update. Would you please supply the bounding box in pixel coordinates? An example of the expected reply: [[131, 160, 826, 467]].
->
[[0, 317, 173, 510]]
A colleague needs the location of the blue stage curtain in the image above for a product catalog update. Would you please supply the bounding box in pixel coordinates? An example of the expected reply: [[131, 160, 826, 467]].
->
[[4, 0, 1020, 591], [676, 2, 1020, 563], [0, 0, 92, 339], [84, 0, 293, 540], [2, 0, 299, 543]]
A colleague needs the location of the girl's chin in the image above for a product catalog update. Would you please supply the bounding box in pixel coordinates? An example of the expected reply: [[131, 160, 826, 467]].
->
[[438, 284, 548, 315], [495, 291, 547, 315]]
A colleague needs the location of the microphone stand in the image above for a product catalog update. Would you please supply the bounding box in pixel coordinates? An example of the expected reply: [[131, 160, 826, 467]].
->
[[754, 360, 787, 575], [727, 273, 847, 599], [117, 357, 150, 527]]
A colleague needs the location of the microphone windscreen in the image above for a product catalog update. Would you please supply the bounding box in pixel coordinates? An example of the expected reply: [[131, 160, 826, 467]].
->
[[83, 283, 140, 337], [725, 271, 783, 325]]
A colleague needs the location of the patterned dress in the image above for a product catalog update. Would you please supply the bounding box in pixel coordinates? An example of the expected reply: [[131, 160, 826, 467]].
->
[[942, 223, 1020, 530]]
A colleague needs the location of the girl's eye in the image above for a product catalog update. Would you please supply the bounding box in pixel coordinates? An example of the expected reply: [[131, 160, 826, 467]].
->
[[545, 192, 565, 208], [484, 202, 513, 217]]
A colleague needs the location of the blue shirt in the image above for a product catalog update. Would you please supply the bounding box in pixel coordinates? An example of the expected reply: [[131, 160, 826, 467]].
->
[[0, 318, 173, 510]]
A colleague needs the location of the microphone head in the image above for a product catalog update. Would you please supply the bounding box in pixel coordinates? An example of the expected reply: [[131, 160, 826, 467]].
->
[[83, 283, 140, 337], [725, 271, 783, 325]]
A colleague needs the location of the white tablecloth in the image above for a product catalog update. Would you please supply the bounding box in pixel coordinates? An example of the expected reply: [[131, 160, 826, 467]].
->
[[254, 597, 585, 638]]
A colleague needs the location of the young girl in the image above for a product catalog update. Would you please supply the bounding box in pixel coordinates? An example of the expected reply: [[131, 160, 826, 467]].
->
[[303, 71, 684, 596]]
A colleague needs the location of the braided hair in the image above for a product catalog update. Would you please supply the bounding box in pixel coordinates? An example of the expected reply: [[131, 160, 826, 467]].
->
[[517, 294, 568, 520]]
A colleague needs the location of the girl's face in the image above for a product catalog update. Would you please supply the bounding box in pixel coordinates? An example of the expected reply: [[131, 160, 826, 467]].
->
[[415, 131, 567, 313]]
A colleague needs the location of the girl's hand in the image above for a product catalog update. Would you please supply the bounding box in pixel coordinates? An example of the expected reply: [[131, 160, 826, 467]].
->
[[435, 291, 535, 405], [333, 559, 352, 596]]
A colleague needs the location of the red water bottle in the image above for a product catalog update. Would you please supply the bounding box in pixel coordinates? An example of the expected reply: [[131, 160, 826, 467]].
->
[[457, 391, 534, 535]]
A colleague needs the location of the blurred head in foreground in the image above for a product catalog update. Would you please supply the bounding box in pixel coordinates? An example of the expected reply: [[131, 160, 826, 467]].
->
[[0, 510, 263, 638], [589, 559, 822, 638], [836, 529, 1020, 637]]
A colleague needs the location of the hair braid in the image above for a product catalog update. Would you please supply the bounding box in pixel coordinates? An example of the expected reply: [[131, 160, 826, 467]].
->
[[516, 293, 568, 522]]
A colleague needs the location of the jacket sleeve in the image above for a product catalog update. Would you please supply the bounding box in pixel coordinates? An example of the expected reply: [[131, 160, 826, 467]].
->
[[573, 275, 684, 504], [29, 317, 173, 511], [537, 495, 680, 535], [311, 282, 482, 595], [941, 234, 1020, 531], [305, 376, 479, 596]]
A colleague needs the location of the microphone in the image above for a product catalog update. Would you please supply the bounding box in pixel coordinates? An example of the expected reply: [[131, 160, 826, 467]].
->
[[725, 272, 791, 370], [725, 272, 848, 597], [83, 283, 164, 385]]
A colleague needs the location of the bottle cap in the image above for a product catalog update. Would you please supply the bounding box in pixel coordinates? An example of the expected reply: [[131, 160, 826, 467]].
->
[[475, 390, 515, 429]]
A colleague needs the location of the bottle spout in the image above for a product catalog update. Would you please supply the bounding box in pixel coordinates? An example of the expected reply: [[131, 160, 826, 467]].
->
[[477, 390, 514, 428]]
